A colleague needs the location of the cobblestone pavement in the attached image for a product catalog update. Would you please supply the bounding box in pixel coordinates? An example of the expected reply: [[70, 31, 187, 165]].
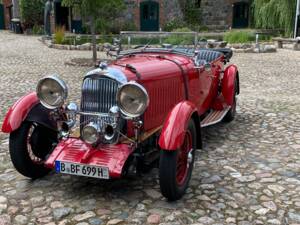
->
[[0, 31, 300, 225]]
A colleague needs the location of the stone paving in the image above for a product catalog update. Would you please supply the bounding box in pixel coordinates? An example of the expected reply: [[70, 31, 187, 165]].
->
[[0, 31, 300, 225]]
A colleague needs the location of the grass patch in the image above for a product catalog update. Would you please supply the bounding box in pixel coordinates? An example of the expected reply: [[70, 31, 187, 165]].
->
[[54, 26, 65, 44], [224, 30, 255, 44], [164, 28, 195, 45]]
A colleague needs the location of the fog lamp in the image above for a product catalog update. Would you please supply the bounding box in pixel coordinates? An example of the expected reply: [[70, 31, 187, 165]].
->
[[81, 123, 100, 145]]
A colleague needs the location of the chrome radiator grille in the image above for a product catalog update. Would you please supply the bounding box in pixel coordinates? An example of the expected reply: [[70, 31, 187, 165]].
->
[[80, 77, 119, 127]]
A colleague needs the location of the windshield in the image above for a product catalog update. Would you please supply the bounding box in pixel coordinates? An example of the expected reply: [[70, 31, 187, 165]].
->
[[119, 31, 199, 50]]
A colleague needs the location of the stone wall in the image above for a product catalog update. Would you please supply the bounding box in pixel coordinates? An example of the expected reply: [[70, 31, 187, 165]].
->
[[124, 0, 251, 31], [200, 0, 250, 30], [2, 0, 12, 29], [124, 0, 183, 30], [162, 0, 183, 25], [123, 0, 139, 29]]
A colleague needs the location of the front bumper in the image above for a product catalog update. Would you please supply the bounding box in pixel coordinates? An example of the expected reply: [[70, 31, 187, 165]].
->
[[45, 138, 133, 178]]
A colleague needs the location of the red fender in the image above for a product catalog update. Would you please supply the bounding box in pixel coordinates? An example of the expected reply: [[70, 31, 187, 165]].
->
[[222, 65, 239, 105], [2, 92, 39, 133], [159, 101, 198, 151]]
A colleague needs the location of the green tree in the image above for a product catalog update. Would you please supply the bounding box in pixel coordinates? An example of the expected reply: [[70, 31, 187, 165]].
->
[[252, 0, 297, 36], [62, 0, 125, 64], [20, 0, 44, 29]]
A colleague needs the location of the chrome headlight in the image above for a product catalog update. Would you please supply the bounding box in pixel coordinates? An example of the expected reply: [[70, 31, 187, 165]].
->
[[81, 123, 100, 145], [36, 76, 68, 109], [116, 82, 149, 118]]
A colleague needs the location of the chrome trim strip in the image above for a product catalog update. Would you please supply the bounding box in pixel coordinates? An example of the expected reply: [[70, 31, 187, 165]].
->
[[86, 67, 127, 84], [80, 77, 120, 138], [201, 106, 231, 128], [77, 111, 110, 117]]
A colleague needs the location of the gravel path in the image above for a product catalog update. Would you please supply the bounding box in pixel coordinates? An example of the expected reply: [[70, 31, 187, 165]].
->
[[0, 31, 300, 225]]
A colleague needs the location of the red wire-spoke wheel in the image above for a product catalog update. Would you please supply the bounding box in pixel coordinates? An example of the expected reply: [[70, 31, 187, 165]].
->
[[176, 130, 192, 186], [9, 121, 57, 179], [27, 124, 43, 165], [159, 120, 197, 201]]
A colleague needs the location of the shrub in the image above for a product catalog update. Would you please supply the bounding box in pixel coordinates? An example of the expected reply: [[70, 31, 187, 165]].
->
[[184, 7, 201, 26], [163, 18, 186, 32], [54, 26, 66, 44], [32, 24, 44, 35], [164, 28, 195, 45], [172, 27, 193, 33], [109, 21, 137, 34], [20, 0, 44, 30], [224, 30, 255, 44], [190, 25, 209, 32], [81, 24, 90, 34], [121, 21, 137, 32], [95, 19, 110, 34], [95, 19, 137, 34]]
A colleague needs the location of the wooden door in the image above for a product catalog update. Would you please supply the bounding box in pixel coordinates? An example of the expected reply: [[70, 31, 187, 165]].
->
[[140, 1, 159, 31]]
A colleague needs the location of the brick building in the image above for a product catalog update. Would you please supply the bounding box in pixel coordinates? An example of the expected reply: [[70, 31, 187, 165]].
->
[[125, 0, 183, 31], [49, 0, 251, 32], [0, 0, 251, 32], [0, 0, 12, 30], [200, 0, 251, 30], [51, 0, 183, 33], [125, 0, 251, 31], [54, 0, 183, 32]]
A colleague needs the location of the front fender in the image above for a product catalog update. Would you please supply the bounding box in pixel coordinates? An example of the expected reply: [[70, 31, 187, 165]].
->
[[2, 92, 39, 133], [159, 101, 198, 151], [222, 65, 239, 105]]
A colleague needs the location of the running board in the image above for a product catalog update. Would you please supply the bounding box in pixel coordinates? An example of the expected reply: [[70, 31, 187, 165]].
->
[[201, 106, 231, 128]]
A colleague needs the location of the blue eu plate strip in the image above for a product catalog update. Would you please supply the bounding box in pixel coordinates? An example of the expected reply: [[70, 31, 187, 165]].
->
[[55, 161, 60, 173]]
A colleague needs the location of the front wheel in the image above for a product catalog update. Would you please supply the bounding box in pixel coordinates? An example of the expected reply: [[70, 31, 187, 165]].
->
[[159, 120, 197, 201], [9, 121, 57, 179]]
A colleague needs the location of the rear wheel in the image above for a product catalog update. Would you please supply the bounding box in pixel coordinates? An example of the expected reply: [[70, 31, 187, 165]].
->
[[159, 120, 196, 201], [9, 121, 57, 179], [223, 80, 238, 122]]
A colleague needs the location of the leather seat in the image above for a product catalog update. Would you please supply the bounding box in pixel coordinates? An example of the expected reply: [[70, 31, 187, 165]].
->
[[197, 50, 222, 63], [172, 47, 223, 66], [173, 47, 195, 55]]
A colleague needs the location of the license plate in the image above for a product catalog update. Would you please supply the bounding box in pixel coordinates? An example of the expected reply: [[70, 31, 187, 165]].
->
[[55, 161, 109, 179]]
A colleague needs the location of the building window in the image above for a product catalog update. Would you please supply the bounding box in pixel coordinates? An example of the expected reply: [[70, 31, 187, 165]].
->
[[195, 0, 201, 8]]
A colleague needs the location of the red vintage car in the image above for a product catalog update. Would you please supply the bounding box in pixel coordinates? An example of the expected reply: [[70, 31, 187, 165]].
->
[[2, 46, 239, 201]]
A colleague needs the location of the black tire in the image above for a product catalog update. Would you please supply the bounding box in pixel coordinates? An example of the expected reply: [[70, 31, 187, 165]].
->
[[159, 120, 197, 201], [9, 121, 57, 179], [223, 80, 238, 122]]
